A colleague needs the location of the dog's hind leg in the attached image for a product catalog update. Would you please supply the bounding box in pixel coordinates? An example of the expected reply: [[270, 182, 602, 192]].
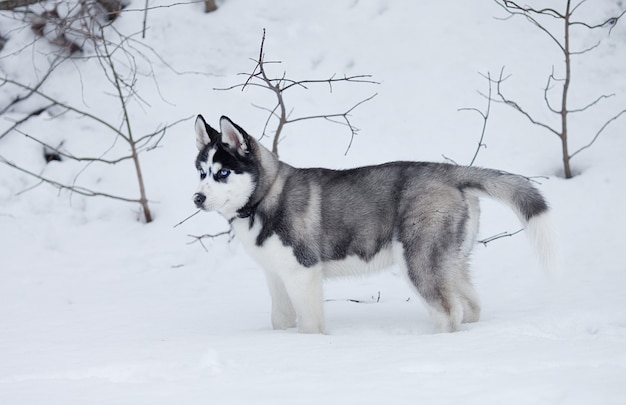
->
[[457, 261, 481, 323], [397, 206, 469, 333], [417, 270, 464, 333], [458, 193, 481, 323], [395, 244, 464, 332], [264, 270, 297, 330]]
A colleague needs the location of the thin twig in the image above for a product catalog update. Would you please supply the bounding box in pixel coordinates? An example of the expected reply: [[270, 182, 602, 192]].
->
[[569, 109, 626, 159], [285, 93, 378, 155], [544, 67, 560, 114], [142, 0, 149, 38], [17, 130, 135, 164], [326, 291, 381, 304], [118, 1, 206, 13], [494, 67, 561, 137], [0, 155, 143, 203], [2, 77, 129, 141], [173, 210, 202, 228], [281, 74, 379, 92], [495, 0, 565, 53], [0, 104, 53, 140], [569, 9, 626, 32], [458, 71, 492, 166], [478, 228, 524, 246], [568, 94, 615, 114], [187, 230, 233, 252]]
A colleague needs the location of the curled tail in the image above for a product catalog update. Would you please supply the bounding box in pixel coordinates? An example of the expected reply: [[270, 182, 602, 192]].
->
[[458, 167, 556, 271]]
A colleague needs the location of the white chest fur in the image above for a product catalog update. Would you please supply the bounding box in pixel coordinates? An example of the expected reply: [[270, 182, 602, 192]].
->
[[231, 217, 305, 275]]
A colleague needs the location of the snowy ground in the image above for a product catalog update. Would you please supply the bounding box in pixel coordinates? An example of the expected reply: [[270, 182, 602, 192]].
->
[[1, 1, 626, 404]]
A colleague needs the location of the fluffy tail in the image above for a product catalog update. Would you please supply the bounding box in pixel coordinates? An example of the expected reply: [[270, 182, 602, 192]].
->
[[459, 167, 556, 271], [524, 212, 556, 272]]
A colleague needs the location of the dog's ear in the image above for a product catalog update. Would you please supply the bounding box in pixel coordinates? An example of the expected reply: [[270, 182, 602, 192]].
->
[[195, 115, 219, 151], [220, 116, 249, 155]]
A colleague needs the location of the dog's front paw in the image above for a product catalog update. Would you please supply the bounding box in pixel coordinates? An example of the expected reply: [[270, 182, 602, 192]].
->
[[271, 312, 297, 330], [297, 319, 325, 334]]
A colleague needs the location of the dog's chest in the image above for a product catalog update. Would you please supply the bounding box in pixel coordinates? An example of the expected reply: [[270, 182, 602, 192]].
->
[[231, 218, 303, 272]]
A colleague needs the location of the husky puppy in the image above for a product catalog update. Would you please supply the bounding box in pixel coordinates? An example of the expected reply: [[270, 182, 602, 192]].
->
[[193, 115, 554, 334]]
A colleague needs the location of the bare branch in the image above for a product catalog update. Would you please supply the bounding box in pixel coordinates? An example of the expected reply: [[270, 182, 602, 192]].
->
[[542, 67, 561, 114], [215, 81, 267, 92], [502, 0, 565, 19], [495, 0, 565, 53], [478, 228, 524, 246], [0, 104, 52, 140], [251, 102, 280, 141], [569, 109, 626, 159], [134, 115, 193, 146], [218, 29, 377, 157], [570, 0, 588, 16], [0, 154, 143, 203], [173, 210, 202, 228], [1, 77, 129, 141], [18, 130, 135, 164], [568, 93, 615, 114], [282, 74, 379, 92], [111, 1, 205, 14], [0, 3, 193, 222], [494, 0, 623, 179], [326, 291, 381, 304], [494, 67, 561, 137], [187, 230, 233, 252], [441, 154, 459, 165], [0, 55, 66, 115], [458, 71, 492, 166], [98, 25, 153, 222], [569, 40, 601, 55], [285, 93, 377, 126], [286, 93, 378, 155], [570, 9, 626, 32]]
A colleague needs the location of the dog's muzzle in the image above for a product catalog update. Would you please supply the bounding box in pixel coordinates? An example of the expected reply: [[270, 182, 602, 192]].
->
[[193, 193, 206, 208]]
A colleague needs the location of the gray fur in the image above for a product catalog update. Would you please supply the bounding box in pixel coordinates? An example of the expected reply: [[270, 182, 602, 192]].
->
[[193, 115, 553, 333]]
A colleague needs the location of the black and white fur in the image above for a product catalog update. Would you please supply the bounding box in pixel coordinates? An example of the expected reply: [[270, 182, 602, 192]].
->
[[193, 115, 554, 334]]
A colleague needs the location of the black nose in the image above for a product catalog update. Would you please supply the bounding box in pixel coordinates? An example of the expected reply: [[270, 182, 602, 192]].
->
[[193, 193, 206, 208]]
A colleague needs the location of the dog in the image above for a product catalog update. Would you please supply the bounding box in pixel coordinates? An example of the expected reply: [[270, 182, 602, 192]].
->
[[193, 115, 554, 334]]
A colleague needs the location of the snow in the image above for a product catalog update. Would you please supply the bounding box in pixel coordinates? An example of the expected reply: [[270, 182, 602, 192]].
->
[[1, 0, 626, 403]]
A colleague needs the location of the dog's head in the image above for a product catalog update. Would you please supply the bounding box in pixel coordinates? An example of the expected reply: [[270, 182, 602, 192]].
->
[[193, 115, 260, 218]]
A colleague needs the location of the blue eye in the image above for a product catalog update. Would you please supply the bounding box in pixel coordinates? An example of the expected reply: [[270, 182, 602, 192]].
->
[[216, 169, 231, 180], [199, 168, 207, 180]]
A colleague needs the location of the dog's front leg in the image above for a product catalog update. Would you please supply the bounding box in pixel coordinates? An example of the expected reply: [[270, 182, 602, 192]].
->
[[264, 269, 297, 330], [280, 266, 325, 334]]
